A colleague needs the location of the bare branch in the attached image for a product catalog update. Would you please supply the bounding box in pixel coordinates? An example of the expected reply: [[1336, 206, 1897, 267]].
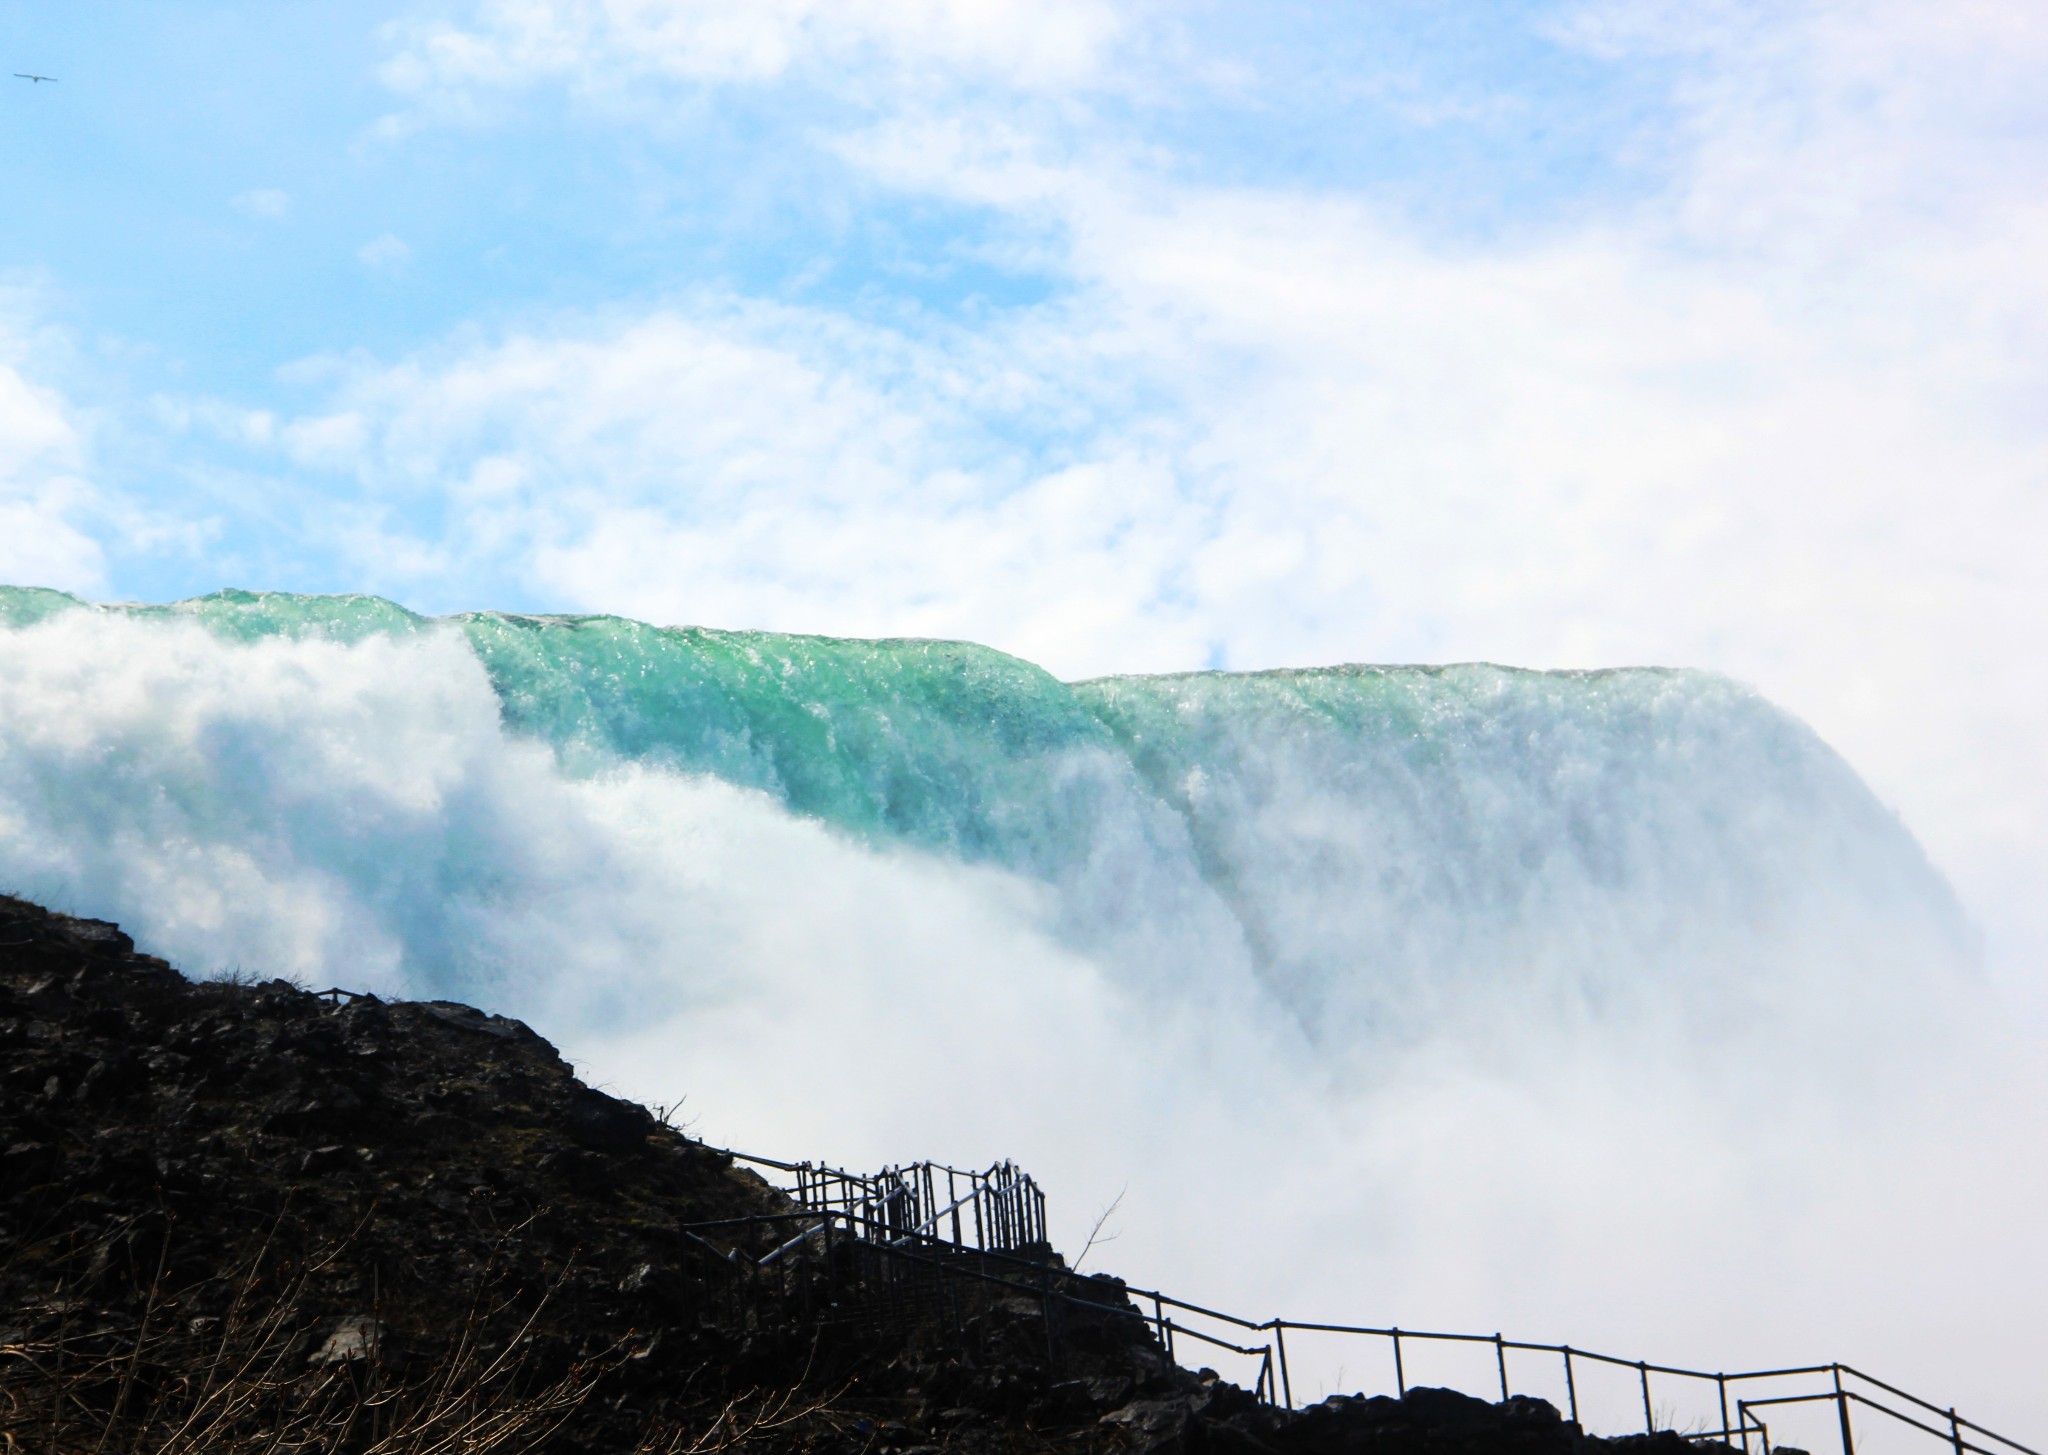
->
[[1072, 1185, 1127, 1272]]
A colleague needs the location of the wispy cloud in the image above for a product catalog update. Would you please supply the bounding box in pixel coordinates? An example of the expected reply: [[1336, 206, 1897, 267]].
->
[[375, 0, 1123, 135], [272, 300, 1209, 662], [0, 299, 106, 594], [230, 188, 293, 220], [357, 233, 413, 269]]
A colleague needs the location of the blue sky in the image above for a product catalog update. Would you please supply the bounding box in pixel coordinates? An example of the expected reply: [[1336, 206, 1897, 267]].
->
[[2, 1, 1679, 421], [2, 0, 2046, 986]]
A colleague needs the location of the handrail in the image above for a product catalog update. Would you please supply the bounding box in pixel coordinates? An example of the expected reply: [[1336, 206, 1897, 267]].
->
[[709, 1146, 1047, 1257], [895, 1167, 1032, 1244], [1843, 1363, 2023, 1441], [681, 1146, 2037, 1455]]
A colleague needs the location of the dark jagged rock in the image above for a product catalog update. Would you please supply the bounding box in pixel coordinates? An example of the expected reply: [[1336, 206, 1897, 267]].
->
[[0, 894, 1739, 1455]]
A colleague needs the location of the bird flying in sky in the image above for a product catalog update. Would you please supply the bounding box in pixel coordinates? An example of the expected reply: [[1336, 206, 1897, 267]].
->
[[14, 73, 57, 83]]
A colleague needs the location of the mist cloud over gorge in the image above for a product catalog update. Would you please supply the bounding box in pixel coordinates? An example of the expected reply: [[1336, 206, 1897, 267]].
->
[[0, 595, 2037, 1435]]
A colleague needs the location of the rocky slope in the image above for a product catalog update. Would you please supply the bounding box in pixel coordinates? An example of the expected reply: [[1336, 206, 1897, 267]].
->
[[1, 894, 1723, 1455]]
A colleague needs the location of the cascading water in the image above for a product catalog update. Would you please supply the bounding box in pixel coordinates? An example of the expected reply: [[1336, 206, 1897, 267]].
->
[[1, 585, 2031, 1435], [0, 586, 1966, 1037]]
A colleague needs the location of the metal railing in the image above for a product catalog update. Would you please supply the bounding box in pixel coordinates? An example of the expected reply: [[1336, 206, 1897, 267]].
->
[[707, 1147, 1046, 1255], [684, 1149, 2035, 1455], [1229, 1325, 2038, 1455]]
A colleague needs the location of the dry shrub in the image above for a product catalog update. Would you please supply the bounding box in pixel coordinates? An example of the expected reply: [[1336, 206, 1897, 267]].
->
[[0, 1214, 844, 1455]]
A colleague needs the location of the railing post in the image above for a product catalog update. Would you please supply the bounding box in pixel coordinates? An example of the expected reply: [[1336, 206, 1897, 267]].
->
[[1950, 1408, 1965, 1455], [1562, 1347, 1579, 1425], [1718, 1374, 1733, 1453], [1639, 1360, 1654, 1433], [1274, 1321, 1294, 1411], [1040, 1263, 1055, 1363], [1833, 1367, 1856, 1455], [1392, 1328, 1405, 1396], [1495, 1333, 1509, 1401]]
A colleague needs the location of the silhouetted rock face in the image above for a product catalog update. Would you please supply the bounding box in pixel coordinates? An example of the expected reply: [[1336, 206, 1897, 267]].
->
[[0, 893, 813, 1448], [0, 892, 786, 1310], [1090, 1376, 1725, 1455], [0, 894, 1735, 1455]]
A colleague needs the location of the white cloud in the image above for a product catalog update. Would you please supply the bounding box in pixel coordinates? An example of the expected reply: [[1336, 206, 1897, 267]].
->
[[0, 490, 102, 592], [230, 188, 293, 219], [275, 303, 1215, 664], [378, 0, 1121, 125], [357, 233, 413, 268], [0, 309, 106, 594]]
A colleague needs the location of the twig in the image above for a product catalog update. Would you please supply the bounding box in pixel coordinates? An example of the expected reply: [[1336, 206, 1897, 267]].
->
[[1072, 1186, 1126, 1273]]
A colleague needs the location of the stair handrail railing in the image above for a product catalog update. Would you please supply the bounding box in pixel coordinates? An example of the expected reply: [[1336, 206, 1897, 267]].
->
[[687, 1147, 2034, 1455]]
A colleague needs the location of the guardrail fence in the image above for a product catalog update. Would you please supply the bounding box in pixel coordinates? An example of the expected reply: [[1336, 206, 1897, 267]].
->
[[680, 1148, 2034, 1455], [781, 1155, 1046, 1254]]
